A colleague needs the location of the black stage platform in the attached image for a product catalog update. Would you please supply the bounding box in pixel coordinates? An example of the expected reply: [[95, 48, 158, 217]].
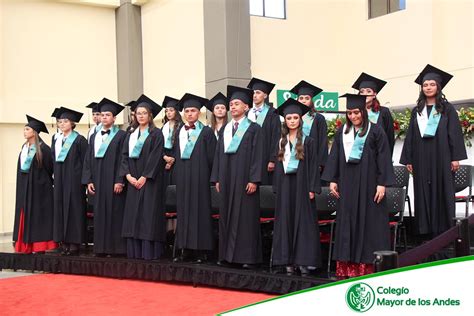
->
[[0, 249, 335, 295]]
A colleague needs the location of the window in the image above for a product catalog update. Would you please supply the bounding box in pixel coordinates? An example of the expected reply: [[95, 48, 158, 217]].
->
[[250, 0, 286, 19], [369, 0, 405, 19]]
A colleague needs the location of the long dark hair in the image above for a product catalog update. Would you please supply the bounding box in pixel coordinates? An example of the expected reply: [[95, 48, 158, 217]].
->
[[24, 129, 43, 168], [129, 105, 157, 132], [278, 120, 305, 161], [210, 111, 228, 133], [416, 82, 448, 115], [345, 106, 369, 137], [366, 97, 381, 112], [162, 107, 183, 146]]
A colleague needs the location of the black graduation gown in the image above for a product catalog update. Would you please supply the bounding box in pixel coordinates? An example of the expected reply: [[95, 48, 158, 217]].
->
[[174, 126, 217, 250], [322, 124, 395, 264], [308, 112, 329, 169], [13, 142, 54, 243], [251, 108, 281, 185], [120, 128, 166, 242], [210, 122, 264, 264], [272, 137, 322, 267], [82, 129, 127, 254], [400, 104, 467, 235], [373, 106, 395, 156], [52, 134, 88, 244]]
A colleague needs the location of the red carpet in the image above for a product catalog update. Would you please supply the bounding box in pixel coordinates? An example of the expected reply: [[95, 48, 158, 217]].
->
[[0, 274, 275, 315]]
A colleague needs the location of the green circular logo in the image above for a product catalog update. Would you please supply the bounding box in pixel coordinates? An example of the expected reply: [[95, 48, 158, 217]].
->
[[346, 282, 376, 313]]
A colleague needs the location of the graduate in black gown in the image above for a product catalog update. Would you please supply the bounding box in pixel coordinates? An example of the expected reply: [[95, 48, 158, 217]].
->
[[86, 102, 101, 143], [161, 96, 183, 185], [125, 100, 136, 132], [290, 80, 329, 177], [52, 107, 88, 255], [82, 98, 127, 256], [206, 92, 228, 140], [247, 78, 281, 185], [120, 95, 166, 260], [13, 116, 58, 254], [211, 85, 264, 268], [322, 94, 395, 278], [173, 93, 217, 262], [400, 65, 467, 237], [352, 72, 395, 155], [272, 99, 322, 276], [50, 108, 62, 149]]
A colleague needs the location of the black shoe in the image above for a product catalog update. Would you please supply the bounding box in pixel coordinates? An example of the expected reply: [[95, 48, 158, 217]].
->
[[286, 266, 294, 275], [299, 266, 309, 276], [242, 263, 257, 270], [173, 256, 184, 263]]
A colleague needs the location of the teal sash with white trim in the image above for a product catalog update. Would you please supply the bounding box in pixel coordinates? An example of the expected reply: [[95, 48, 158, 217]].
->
[[130, 128, 150, 158], [225, 118, 251, 154], [164, 127, 173, 149], [255, 104, 270, 127], [56, 131, 79, 162], [302, 113, 314, 137], [181, 121, 204, 160], [284, 136, 306, 174], [423, 109, 441, 138], [20, 144, 37, 173], [95, 126, 119, 158], [348, 124, 371, 163], [368, 110, 380, 124]]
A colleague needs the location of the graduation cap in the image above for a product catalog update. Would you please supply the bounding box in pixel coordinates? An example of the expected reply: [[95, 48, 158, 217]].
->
[[352, 72, 387, 93], [136, 94, 162, 118], [26, 115, 49, 134], [177, 93, 208, 110], [277, 98, 309, 117], [97, 98, 124, 116], [290, 80, 323, 97], [340, 93, 367, 110], [227, 85, 254, 105], [51, 108, 61, 118], [247, 77, 275, 95], [125, 100, 137, 112], [162, 96, 181, 111], [57, 107, 83, 122], [86, 102, 99, 113], [414, 64, 453, 89], [205, 92, 228, 112]]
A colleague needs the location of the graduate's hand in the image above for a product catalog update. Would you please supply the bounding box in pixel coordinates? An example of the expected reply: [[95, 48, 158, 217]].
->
[[451, 161, 460, 172], [136, 176, 147, 189], [246, 183, 257, 194], [267, 162, 275, 172], [329, 182, 340, 199], [215, 182, 220, 193], [309, 192, 315, 200], [126, 174, 138, 186], [374, 185, 386, 204], [114, 183, 123, 194], [163, 155, 171, 163], [87, 183, 95, 195], [406, 164, 413, 174], [165, 162, 172, 170]]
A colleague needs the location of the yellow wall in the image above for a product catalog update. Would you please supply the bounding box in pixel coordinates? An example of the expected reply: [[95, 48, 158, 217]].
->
[[250, 0, 474, 108], [0, 0, 117, 234], [141, 0, 206, 123]]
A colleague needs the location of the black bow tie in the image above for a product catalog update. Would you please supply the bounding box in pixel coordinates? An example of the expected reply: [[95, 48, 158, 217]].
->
[[101, 130, 111, 135], [185, 124, 196, 131]]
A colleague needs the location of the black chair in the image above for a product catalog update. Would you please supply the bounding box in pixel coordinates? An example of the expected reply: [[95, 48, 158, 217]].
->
[[393, 165, 412, 218], [454, 165, 472, 217], [385, 187, 408, 252], [165, 184, 177, 218], [210, 186, 220, 219], [259, 185, 276, 223], [314, 187, 338, 274]]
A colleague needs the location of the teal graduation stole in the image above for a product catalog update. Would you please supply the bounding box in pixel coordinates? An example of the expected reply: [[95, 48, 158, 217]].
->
[[302, 113, 314, 137], [224, 118, 251, 154], [164, 126, 174, 149], [95, 126, 120, 158], [180, 121, 204, 160], [368, 109, 380, 124], [95, 123, 102, 133], [423, 109, 441, 138], [56, 131, 79, 162], [20, 144, 37, 173], [348, 124, 371, 163], [284, 136, 306, 174], [129, 128, 150, 158], [255, 104, 270, 127]]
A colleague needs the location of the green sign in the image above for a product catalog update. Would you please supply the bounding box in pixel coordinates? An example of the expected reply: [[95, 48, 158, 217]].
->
[[276, 90, 339, 111]]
